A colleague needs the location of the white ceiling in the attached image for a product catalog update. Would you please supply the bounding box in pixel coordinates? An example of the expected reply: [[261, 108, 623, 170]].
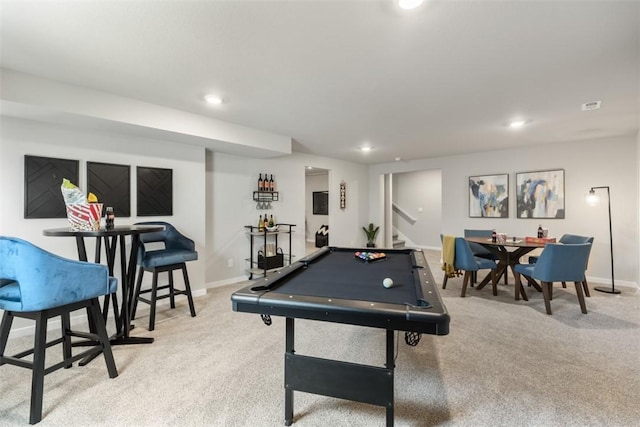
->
[[1, 0, 638, 164]]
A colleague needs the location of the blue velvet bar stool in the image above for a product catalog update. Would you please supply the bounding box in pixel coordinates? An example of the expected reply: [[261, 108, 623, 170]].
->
[[0, 236, 118, 424], [131, 222, 197, 331]]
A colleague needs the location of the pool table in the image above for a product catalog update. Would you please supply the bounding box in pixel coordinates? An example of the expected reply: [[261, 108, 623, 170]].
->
[[231, 246, 450, 426]]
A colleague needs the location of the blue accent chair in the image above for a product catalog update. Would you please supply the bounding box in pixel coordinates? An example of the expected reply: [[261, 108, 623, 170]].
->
[[514, 243, 592, 315], [527, 234, 594, 296], [0, 236, 118, 424], [464, 229, 499, 260], [464, 229, 501, 284], [442, 237, 498, 297], [131, 222, 197, 331]]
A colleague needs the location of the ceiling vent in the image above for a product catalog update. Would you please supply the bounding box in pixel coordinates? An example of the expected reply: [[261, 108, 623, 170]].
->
[[581, 100, 601, 111]]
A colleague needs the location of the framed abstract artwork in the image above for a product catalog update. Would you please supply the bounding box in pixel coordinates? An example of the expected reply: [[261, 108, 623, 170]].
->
[[515, 169, 565, 219], [87, 161, 131, 217], [137, 166, 173, 216], [24, 155, 79, 218], [469, 174, 509, 218]]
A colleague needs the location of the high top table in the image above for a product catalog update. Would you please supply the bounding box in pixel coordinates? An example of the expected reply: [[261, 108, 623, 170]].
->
[[43, 225, 163, 355], [464, 236, 549, 299]]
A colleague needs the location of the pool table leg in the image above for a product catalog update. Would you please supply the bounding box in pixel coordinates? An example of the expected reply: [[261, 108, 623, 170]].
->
[[386, 329, 395, 427], [285, 317, 295, 426]]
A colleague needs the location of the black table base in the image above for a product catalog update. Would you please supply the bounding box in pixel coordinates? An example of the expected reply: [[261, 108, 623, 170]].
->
[[44, 226, 163, 365], [284, 318, 395, 427]]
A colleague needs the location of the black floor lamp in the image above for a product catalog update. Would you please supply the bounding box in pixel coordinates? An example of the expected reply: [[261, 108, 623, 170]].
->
[[586, 186, 620, 294]]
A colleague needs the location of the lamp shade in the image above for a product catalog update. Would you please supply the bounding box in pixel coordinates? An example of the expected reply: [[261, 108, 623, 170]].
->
[[585, 190, 600, 206]]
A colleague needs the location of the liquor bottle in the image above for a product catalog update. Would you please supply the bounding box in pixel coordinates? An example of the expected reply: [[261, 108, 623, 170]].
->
[[258, 174, 263, 192], [264, 173, 268, 191], [263, 215, 269, 230], [258, 215, 263, 232], [491, 229, 497, 243], [537, 224, 543, 238], [268, 214, 275, 228], [269, 174, 274, 192], [105, 206, 115, 230]]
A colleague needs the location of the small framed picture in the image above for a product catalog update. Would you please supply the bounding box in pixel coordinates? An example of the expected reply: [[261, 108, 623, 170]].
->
[[515, 169, 565, 219], [312, 191, 328, 215], [469, 174, 509, 218]]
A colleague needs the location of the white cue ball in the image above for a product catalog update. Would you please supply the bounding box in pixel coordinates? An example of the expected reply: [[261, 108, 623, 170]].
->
[[383, 278, 394, 288]]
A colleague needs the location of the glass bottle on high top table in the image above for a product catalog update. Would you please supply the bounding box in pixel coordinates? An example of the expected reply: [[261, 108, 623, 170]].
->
[[105, 206, 115, 230], [537, 224, 543, 238]]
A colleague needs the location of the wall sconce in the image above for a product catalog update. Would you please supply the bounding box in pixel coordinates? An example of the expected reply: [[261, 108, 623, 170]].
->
[[339, 181, 346, 209], [586, 186, 620, 294]]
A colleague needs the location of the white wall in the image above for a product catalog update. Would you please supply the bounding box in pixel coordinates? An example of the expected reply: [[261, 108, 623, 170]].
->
[[0, 116, 207, 268], [0, 116, 207, 330], [0, 116, 370, 338], [370, 136, 639, 287], [0, 115, 370, 291], [392, 169, 442, 248], [305, 174, 329, 242], [206, 152, 369, 284]]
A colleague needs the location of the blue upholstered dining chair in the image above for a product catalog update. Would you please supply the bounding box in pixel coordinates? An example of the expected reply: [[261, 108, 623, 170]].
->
[[131, 222, 197, 331], [464, 229, 500, 284], [464, 229, 499, 260], [513, 243, 592, 315], [527, 234, 594, 296], [442, 237, 498, 297], [0, 236, 118, 424]]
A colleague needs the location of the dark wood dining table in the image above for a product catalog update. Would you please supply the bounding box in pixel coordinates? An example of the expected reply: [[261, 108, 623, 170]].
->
[[464, 236, 550, 299], [43, 225, 164, 360]]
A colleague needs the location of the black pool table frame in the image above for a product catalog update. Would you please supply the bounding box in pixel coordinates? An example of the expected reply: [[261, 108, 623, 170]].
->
[[231, 247, 450, 426]]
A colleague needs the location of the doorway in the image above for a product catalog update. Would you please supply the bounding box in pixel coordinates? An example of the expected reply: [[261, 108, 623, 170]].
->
[[305, 166, 330, 255], [380, 169, 443, 249]]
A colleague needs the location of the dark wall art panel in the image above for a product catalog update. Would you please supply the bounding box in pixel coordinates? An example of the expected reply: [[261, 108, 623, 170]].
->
[[313, 191, 329, 215], [137, 166, 173, 216], [24, 155, 79, 218], [87, 162, 131, 217]]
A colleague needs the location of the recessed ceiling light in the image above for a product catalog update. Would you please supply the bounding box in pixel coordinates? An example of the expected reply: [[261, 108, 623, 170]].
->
[[509, 120, 527, 129], [360, 146, 372, 152], [395, 157, 402, 161], [398, 0, 424, 10], [204, 94, 223, 105]]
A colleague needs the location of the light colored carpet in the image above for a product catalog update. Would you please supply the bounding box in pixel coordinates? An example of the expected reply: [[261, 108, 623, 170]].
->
[[1, 250, 639, 426]]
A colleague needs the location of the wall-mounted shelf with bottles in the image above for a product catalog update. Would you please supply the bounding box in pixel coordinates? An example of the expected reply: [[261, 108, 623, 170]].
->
[[253, 191, 279, 209], [254, 173, 278, 209]]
